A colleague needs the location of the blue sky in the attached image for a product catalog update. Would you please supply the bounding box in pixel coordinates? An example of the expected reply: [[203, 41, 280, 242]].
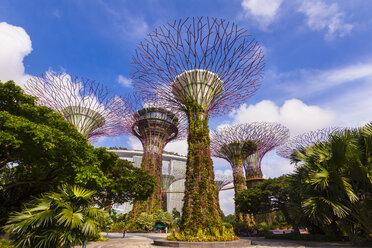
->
[[1, 0, 371, 214]]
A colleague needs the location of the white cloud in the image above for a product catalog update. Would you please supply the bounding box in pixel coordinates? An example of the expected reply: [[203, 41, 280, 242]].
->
[[117, 75, 132, 87], [219, 188, 235, 215], [270, 62, 372, 99], [261, 152, 295, 178], [229, 99, 336, 136], [98, 2, 149, 40], [325, 83, 372, 128], [0, 22, 32, 86], [128, 136, 142, 150], [298, 0, 353, 39], [241, 0, 282, 30], [164, 139, 188, 156]]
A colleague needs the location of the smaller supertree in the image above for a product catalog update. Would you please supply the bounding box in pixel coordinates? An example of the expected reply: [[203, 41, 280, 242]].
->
[[276, 127, 344, 159], [214, 173, 233, 191], [121, 96, 186, 223], [162, 167, 185, 211], [241, 122, 290, 187], [25, 73, 125, 141], [211, 124, 257, 223]]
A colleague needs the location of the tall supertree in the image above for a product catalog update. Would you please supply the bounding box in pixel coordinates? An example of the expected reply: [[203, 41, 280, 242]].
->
[[24, 73, 125, 141], [241, 122, 290, 188], [211, 124, 257, 223], [276, 127, 343, 159], [131, 17, 264, 235], [121, 97, 186, 223]]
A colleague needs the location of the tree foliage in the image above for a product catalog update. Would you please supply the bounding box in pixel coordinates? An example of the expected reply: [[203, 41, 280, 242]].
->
[[0, 81, 155, 224], [236, 124, 372, 241], [4, 184, 107, 248], [291, 124, 372, 240]]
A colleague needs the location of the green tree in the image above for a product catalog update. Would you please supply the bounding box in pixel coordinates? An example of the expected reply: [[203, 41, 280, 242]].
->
[[94, 150, 155, 210], [136, 212, 155, 231], [235, 176, 300, 232], [4, 184, 108, 248], [154, 210, 173, 227], [0, 81, 155, 224]]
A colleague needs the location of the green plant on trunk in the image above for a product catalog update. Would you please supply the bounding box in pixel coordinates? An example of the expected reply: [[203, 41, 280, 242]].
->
[[130, 17, 264, 240], [181, 101, 223, 234], [126, 107, 180, 225]]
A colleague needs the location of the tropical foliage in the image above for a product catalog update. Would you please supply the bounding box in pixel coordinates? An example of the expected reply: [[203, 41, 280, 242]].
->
[[126, 209, 174, 232], [0, 81, 155, 225], [236, 123, 372, 241], [4, 185, 107, 248], [291, 124, 372, 241]]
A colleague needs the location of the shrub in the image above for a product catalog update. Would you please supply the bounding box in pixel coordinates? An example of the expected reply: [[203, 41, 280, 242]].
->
[[224, 222, 233, 229], [110, 222, 126, 232], [165, 226, 239, 242], [0, 239, 15, 248]]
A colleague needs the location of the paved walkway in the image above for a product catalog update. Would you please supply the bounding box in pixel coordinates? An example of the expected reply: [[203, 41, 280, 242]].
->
[[81, 233, 355, 248]]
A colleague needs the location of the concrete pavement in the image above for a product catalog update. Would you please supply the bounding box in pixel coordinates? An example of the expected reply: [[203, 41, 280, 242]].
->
[[81, 233, 355, 248]]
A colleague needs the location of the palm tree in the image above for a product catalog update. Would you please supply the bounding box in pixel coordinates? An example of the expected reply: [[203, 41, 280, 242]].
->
[[4, 184, 108, 248], [291, 123, 372, 240]]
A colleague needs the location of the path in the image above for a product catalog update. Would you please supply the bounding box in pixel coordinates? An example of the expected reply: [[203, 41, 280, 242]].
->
[[81, 233, 355, 248]]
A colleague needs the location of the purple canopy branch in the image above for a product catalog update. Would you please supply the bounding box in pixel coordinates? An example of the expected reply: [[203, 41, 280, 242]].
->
[[25, 72, 126, 142], [131, 17, 264, 234], [276, 127, 344, 159]]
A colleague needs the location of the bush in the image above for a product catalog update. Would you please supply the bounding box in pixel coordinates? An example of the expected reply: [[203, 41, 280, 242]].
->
[[165, 227, 239, 242], [224, 222, 233, 229], [110, 222, 126, 232], [135, 212, 155, 231], [0, 239, 14, 248]]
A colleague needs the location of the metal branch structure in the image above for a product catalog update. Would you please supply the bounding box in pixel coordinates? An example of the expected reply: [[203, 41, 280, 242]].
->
[[24, 73, 125, 141], [276, 127, 344, 159], [211, 124, 257, 223], [214, 173, 233, 191], [240, 122, 290, 187], [162, 167, 186, 211], [121, 95, 186, 222], [131, 17, 264, 234]]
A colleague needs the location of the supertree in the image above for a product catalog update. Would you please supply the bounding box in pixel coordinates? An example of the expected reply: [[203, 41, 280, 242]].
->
[[241, 122, 290, 188], [214, 173, 233, 191], [120, 96, 186, 223], [211, 124, 257, 223], [131, 17, 264, 235], [162, 166, 185, 211], [276, 127, 344, 159], [24, 73, 125, 141]]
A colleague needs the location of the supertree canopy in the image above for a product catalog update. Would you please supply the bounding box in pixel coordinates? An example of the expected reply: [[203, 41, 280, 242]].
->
[[121, 97, 186, 223], [214, 173, 233, 191], [131, 17, 264, 235], [241, 122, 289, 187], [25, 73, 125, 141], [276, 127, 343, 159], [162, 167, 185, 211], [211, 124, 257, 223]]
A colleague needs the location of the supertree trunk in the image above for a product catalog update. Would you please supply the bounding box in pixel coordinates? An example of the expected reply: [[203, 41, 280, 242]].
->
[[128, 145, 163, 222], [181, 104, 223, 232], [232, 166, 246, 223]]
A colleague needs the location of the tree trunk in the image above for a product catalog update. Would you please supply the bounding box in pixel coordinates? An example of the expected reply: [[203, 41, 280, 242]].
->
[[181, 105, 223, 232]]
